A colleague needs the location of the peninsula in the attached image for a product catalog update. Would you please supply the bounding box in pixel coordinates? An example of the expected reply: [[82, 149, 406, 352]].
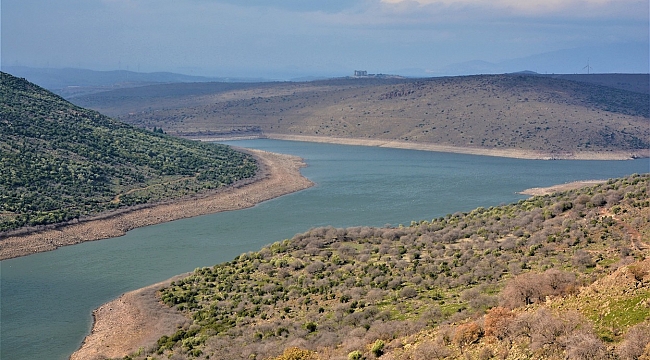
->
[[0, 149, 312, 260], [0, 72, 312, 260]]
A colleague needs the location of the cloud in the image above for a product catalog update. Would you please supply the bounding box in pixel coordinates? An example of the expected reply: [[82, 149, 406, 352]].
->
[[379, 0, 647, 18], [2, 0, 647, 76], [166, 0, 365, 13]]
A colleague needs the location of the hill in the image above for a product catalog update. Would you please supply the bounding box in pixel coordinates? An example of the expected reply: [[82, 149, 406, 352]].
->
[[540, 74, 650, 95], [93, 174, 649, 360], [0, 72, 258, 233], [70, 74, 650, 159]]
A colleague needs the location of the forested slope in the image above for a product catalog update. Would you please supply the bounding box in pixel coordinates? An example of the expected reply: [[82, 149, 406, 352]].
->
[[120, 174, 649, 360], [0, 72, 257, 232]]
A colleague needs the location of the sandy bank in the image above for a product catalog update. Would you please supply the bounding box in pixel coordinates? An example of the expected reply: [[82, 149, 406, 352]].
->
[[263, 134, 648, 160], [70, 275, 190, 360], [518, 180, 607, 196], [0, 149, 313, 261]]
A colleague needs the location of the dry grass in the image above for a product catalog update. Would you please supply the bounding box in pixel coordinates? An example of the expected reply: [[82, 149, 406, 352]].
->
[[73, 74, 650, 159]]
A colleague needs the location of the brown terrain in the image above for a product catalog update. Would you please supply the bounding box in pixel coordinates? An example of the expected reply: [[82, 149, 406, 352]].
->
[[71, 74, 650, 160], [0, 149, 313, 261], [70, 275, 190, 360]]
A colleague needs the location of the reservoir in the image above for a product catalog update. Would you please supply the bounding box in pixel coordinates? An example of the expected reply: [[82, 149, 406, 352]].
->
[[1, 139, 648, 360]]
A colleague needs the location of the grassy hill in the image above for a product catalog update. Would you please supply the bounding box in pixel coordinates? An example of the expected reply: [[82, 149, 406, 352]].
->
[[118, 174, 649, 360], [0, 72, 257, 232], [71, 74, 650, 158]]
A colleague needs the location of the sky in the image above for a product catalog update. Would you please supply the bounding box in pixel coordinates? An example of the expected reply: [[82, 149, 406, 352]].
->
[[1, 0, 648, 78]]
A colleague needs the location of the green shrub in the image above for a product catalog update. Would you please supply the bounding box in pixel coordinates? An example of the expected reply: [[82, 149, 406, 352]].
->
[[304, 322, 317, 333], [348, 350, 364, 360], [370, 340, 385, 357]]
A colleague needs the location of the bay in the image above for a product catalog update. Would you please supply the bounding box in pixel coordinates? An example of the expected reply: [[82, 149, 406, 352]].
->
[[1, 139, 647, 360]]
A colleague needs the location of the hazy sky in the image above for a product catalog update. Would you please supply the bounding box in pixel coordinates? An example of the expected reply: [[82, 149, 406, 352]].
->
[[2, 0, 648, 78]]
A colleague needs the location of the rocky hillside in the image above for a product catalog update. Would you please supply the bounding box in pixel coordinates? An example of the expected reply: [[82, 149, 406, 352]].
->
[[72, 74, 650, 158], [117, 174, 649, 360], [0, 72, 257, 232]]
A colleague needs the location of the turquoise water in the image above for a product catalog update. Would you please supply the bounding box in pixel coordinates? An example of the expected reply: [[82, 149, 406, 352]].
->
[[1, 139, 648, 360]]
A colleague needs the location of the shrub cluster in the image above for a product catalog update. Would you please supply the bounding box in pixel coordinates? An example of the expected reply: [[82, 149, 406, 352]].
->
[[121, 174, 650, 360]]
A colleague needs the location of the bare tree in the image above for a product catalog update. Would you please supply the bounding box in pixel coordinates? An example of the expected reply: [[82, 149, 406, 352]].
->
[[484, 307, 515, 341], [617, 322, 650, 360], [564, 332, 608, 360], [413, 338, 451, 359], [500, 272, 545, 308], [453, 322, 483, 353]]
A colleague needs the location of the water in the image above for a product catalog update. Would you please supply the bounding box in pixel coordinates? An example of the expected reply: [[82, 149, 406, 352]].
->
[[1, 139, 647, 360]]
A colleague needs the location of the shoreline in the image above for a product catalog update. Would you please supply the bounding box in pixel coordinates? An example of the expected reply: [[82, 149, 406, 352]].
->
[[518, 179, 608, 196], [70, 275, 191, 360], [69, 171, 618, 360], [266, 134, 648, 160], [0, 149, 314, 261], [189, 133, 648, 160]]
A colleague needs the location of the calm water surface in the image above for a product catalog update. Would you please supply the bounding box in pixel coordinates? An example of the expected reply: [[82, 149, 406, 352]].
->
[[1, 139, 648, 360]]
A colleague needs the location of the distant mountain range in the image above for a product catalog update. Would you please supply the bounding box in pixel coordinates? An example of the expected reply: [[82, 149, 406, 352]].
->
[[439, 43, 649, 76], [393, 42, 650, 77], [0, 66, 270, 97], [4, 42, 647, 92]]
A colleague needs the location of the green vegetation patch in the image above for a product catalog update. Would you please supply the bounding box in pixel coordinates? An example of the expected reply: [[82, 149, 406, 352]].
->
[[0, 72, 257, 231], [557, 286, 650, 342]]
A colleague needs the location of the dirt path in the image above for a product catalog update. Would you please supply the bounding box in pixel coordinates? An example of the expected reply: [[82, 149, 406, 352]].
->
[[111, 176, 197, 204], [0, 149, 313, 261]]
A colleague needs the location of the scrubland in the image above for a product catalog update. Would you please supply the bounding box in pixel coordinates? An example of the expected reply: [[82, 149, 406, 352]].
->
[[101, 174, 649, 360]]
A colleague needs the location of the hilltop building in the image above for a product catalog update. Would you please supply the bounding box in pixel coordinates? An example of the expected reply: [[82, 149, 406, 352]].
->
[[351, 70, 403, 79]]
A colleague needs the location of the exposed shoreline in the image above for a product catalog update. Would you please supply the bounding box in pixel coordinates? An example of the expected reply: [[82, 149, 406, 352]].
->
[[0, 149, 314, 261], [70, 275, 191, 360], [265, 134, 649, 160], [188, 133, 649, 161], [518, 179, 608, 196]]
